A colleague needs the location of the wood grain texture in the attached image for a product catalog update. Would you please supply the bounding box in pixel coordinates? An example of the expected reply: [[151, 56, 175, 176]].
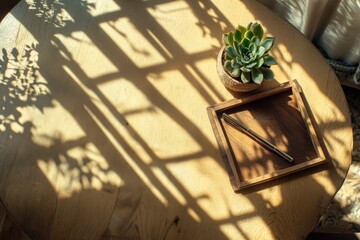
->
[[0, 202, 30, 240], [208, 81, 327, 191], [0, 0, 352, 239]]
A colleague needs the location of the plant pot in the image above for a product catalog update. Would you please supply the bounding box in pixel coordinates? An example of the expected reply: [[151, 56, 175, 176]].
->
[[216, 46, 261, 92]]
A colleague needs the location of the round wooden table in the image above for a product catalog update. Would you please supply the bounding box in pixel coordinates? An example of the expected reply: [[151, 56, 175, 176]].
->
[[0, 0, 353, 239]]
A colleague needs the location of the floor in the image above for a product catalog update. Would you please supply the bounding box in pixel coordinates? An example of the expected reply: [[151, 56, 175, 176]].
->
[[314, 86, 360, 233]]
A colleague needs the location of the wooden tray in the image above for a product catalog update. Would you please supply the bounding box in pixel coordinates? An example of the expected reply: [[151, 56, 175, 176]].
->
[[207, 80, 326, 192]]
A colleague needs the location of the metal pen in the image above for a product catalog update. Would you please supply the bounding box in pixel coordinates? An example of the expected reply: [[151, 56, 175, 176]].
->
[[222, 113, 293, 163]]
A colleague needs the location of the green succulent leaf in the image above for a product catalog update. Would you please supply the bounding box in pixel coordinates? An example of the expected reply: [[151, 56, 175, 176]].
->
[[234, 29, 242, 42], [241, 57, 251, 65], [257, 46, 266, 57], [251, 36, 260, 46], [260, 67, 275, 80], [237, 25, 247, 36], [222, 22, 276, 84], [260, 37, 275, 52], [252, 23, 263, 40], [237, 45, 243, 55], [254, 58, 264, 68], [240, 38, 251, 48], [245, 30, 254, 40], [224, 60, 233, 72], [250, 54, 257, 62], [233, 41, 240, 54], [231, 59, 240, 68], [246, 61, 257, 68], [225, 46, 237, 58], [230, 68, 241, 78], [222, 34, 229, 46], [236, 56, 242, 64], [249, 43, 256, 54], [251, 68, 264, 84], [241, 53, 256, 65], [247, 22, 255, 30], [264, 55, 277, 65], [241, 66, 251, 72], [227, 32, 234, 46], [241, 71, 251, 83], [239, 45, 247, 55]]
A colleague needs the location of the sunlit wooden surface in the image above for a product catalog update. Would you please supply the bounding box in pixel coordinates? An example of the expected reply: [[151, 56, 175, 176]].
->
[[0, 0, 352, 239]]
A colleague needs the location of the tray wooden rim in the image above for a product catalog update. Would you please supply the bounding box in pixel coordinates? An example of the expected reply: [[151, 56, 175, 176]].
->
[[207, 80, 327, 192]]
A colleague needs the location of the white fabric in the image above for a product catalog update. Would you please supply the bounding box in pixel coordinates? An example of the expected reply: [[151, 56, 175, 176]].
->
[[256, 0, 360, 65]]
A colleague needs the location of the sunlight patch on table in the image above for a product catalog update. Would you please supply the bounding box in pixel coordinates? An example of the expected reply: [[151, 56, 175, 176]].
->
[[127, 108, 203, 160], [312, 173, 337, 196], [167, 157, 256, 220], [85, 106, 168, 206], [213, 0, 255, 30], [291, 62, 352, 177], [97, 78, 158, 164], [237, 216, 274, 239], [100, 18, 166, 68], [147, 1, 219, 54], [98, 79, 154, 117], [147, 29, 173, 59], [187, 207, 201, 223], [151, 166, 202, 221], [54, 32, 117, 79], [219, 223, 246, 240], [37, 142, 123, 198], [29, 100, 85, 148], [192, 59, 229, 102], [97, 71, 203, 161], [272, 43, 293, 82], [147, 69, 219, 150], [151, 166, 187, 205], [0, 11, 35, 48], [66, 65, 153, 166], [26, 0, 75, 28], [146, 68, 212, 115], [89, 0, 120, 17]]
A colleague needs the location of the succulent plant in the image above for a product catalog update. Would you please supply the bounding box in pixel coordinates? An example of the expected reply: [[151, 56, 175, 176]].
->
[[222, 22, 277, 84]]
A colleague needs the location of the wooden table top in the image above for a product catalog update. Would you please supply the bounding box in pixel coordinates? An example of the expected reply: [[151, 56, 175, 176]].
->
[[0, 0, 353, 239]]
